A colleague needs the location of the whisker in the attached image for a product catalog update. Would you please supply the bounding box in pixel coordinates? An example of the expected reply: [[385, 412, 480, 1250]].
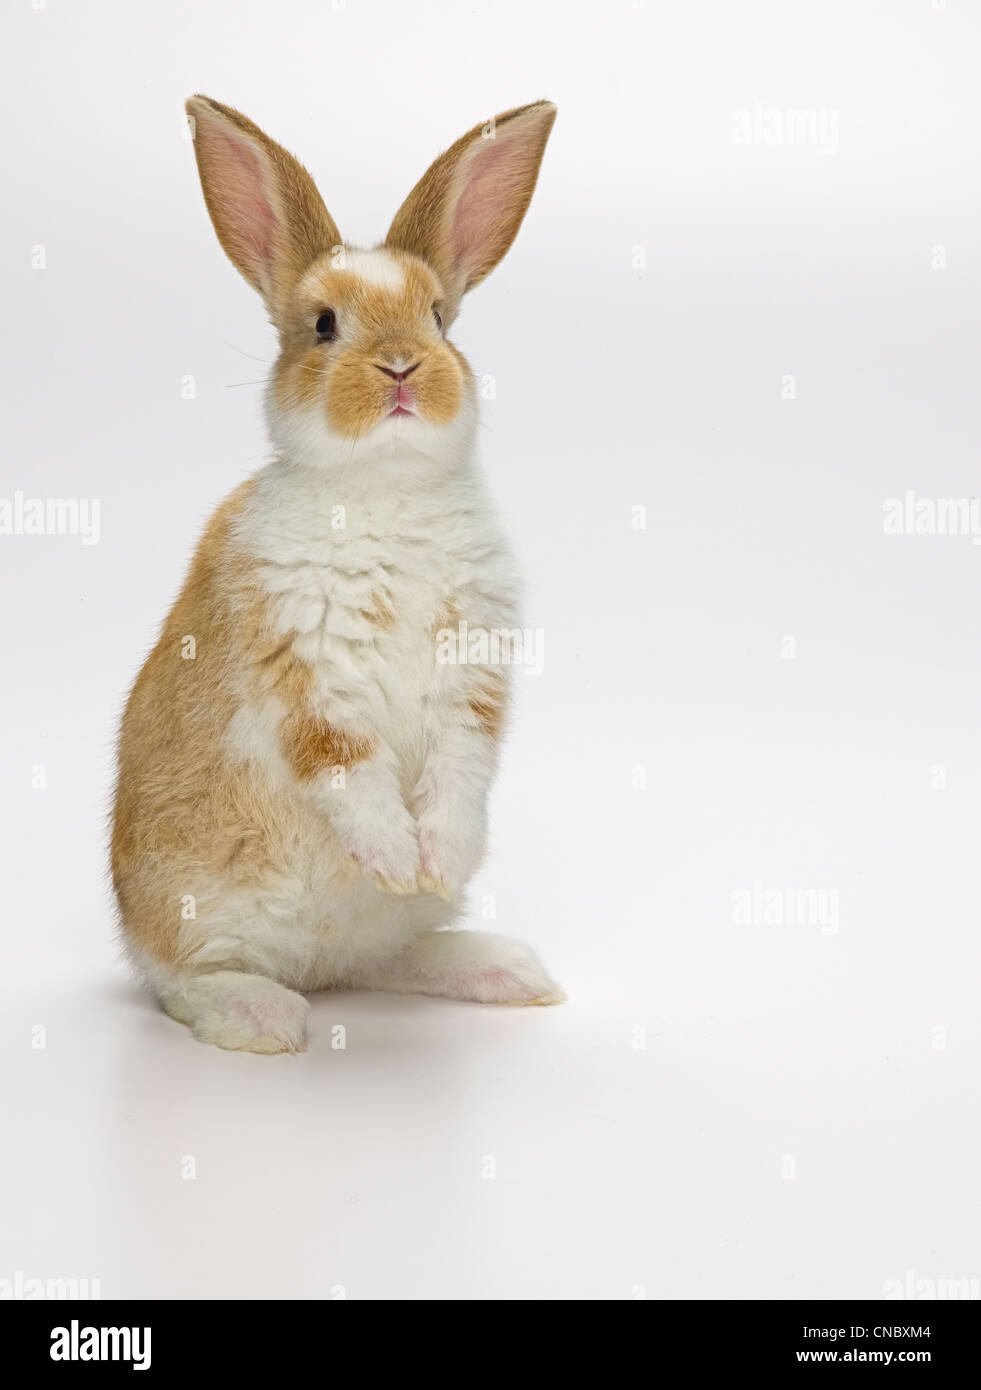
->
[[224, 342, 272, 365], [224, 380, 267, 389]]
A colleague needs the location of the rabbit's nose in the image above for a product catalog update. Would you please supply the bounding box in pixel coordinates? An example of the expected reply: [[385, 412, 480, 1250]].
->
[[373, 360, 421, 382]]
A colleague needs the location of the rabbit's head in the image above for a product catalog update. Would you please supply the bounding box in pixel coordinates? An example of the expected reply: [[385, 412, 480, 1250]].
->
[[185, 96, 556, 470]]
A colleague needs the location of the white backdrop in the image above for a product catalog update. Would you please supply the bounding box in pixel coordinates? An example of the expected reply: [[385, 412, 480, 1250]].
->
[[1, 0, 979, 1300]]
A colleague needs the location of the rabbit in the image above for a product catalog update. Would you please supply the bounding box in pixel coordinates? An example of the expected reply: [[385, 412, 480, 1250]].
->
[[110, 96, 562, 1052]]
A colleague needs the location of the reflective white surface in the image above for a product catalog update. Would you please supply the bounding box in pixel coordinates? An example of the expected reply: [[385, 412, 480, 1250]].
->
[[2, 0, 979, 1299]]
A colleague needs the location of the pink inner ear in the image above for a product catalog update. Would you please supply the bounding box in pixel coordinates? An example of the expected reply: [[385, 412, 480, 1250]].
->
[[209, 124, 278, 278], [450, 122, 538, 283]]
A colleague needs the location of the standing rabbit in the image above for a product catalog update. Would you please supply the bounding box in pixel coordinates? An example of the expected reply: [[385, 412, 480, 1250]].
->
[[111, 96, 561, 1052]]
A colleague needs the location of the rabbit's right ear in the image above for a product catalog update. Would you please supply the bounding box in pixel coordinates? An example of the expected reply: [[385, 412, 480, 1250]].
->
[[185, 96, 341, 315], [385, 101, 556, 323]]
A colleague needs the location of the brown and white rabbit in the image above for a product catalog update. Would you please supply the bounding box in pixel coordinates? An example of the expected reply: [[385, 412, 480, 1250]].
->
[[111, 96, 562, 1052]]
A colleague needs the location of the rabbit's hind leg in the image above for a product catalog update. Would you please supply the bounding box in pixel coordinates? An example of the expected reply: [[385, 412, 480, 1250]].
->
[[152, 966, 309, 1054], [356, 929, 565, 1007], [121, 868, 317, 1054]]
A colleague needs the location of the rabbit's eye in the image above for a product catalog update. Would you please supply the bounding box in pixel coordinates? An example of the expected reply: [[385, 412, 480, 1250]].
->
[[432, 307, 443, 333], [315, 310, 336, 342]]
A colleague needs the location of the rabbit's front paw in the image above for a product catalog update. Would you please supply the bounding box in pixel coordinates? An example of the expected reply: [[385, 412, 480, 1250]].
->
[[342, 821, 420, 895], [417, 822, 483, 902]]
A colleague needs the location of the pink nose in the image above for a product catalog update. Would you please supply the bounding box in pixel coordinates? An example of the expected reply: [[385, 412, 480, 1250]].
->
[[375, 361, 421, 382]]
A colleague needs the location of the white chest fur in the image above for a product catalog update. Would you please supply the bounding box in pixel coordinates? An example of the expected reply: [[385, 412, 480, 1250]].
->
[[234, 457, 522, 752]]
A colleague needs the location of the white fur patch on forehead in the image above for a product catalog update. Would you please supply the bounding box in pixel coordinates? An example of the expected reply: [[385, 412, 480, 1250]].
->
[[340, 248, 405, 291]]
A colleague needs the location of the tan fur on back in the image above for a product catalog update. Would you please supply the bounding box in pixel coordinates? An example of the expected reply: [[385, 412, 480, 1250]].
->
[[111, 482, 356, 965]]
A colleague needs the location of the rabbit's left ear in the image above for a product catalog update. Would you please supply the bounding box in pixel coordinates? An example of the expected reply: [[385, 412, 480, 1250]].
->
[[385, 101, 556, 319], [185, 96, 341, 317]]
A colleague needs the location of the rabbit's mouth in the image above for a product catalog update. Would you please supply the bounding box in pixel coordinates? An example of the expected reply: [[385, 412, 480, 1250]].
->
[[387, 379, 417, 418]]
